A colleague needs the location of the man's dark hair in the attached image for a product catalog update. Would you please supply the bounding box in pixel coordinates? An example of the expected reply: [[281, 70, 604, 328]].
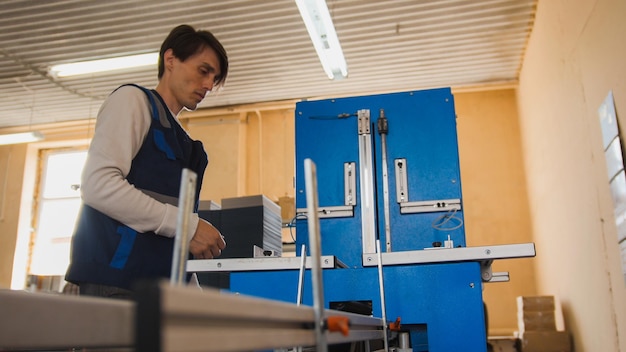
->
[[158, 24, 229, 86]]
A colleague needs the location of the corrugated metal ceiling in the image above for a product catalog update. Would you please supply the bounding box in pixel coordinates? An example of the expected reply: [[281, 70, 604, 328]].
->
[[0, 0, 536, 129]]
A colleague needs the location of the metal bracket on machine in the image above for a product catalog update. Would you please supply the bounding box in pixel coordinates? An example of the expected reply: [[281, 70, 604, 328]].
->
[[362, 243, 535, 283], [399, 199, 462, 214], [394, 158, 462, 214], [296, 162, 357, 219], [480, 260, 511, 283]]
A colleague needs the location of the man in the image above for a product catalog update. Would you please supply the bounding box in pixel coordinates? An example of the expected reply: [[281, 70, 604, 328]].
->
[[65, 24, 228, 299]]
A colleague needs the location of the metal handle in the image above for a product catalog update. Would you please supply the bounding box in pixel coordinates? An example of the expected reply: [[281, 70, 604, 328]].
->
[[296, 244, 307, 306], [170, 168, 197, 286], [304, 158, 328, 352]]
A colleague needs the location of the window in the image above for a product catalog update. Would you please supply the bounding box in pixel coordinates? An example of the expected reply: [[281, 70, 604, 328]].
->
[[29, 149, 87, 276]]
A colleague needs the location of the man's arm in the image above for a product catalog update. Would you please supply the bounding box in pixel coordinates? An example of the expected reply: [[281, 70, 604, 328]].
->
[[80, 85, 199, 238]]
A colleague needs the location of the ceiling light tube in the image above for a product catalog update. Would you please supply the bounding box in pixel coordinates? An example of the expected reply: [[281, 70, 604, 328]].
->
[[0, 131, 44, 145], [295, 0, 348, 80], [49, 52, 158, 77]]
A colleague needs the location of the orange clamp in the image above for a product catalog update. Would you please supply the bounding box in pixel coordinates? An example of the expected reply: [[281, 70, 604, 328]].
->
[[388, 317, 402, 331], [327, 316, 350, 336]]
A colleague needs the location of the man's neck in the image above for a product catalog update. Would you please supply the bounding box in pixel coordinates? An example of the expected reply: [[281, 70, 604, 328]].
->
[[155, 81, 182, 115]]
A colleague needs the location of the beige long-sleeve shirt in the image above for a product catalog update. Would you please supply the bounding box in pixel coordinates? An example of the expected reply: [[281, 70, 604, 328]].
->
[[80, 85, 200, 239]]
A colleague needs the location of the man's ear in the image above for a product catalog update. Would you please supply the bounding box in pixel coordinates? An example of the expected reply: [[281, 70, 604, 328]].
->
[[163, 48, 176, 72]]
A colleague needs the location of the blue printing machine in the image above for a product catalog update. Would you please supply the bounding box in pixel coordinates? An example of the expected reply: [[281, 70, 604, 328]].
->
[[229, 88, 488, 351]]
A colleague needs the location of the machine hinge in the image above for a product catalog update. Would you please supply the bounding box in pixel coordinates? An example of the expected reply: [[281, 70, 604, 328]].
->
[[357, 109, 370, 135]]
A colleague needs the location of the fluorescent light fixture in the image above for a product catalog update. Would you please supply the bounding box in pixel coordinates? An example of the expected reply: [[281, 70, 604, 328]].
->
[[295, 0, 348, 80], [49, 52, 158, 77], [0, 131, 44, 145]]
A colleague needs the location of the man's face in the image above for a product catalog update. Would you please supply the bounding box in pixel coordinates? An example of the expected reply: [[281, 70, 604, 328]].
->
[[169, 47, 221, 111]]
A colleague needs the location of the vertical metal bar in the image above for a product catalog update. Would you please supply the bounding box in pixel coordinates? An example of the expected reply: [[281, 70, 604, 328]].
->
[[378, 109, 392, 253], [344, 162, 356, 206], [170, 168, 197, 286], [394, 159, 408, 203], [358, 109, 376, 254], [295, 244, 307, 352], [304, 158, 328, 352], [296, 244, 307, 306], [381, 134, 392, 253], [376, 239, 389, 352]]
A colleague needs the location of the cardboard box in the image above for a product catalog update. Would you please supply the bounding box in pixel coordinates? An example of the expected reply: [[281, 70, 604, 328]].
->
[[517, 295, 566, 334], [520, 331, 571, 352], [517, 296, 556, 312], [518, 310, 557, 331], [488, 337, 518, 352]]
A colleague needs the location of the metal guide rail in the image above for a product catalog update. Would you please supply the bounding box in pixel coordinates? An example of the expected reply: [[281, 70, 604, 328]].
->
[[187, 255, 346, 272], [362, 243, 535, 266], [0, 289, 134, 350], [362, 242, 536, 282], [0, 281, 385, 352], [186, 244, 535, 281]]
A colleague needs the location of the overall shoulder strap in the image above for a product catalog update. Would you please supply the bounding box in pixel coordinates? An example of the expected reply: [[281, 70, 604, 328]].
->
[[115, 84, 160, 122]]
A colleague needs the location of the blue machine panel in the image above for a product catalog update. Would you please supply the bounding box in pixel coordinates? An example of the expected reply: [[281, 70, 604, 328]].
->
[[230, 263, 486, 351], [227, 89, 487, 352], [295, 88, 465, 267]]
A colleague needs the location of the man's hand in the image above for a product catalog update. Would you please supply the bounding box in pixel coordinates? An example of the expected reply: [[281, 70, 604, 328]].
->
[[189, 219, 226, 259]]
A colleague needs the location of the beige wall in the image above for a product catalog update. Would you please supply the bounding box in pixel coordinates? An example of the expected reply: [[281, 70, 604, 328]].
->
[[518, 0, 626, 350], [184, 108, 296, 204], [187, 113, 247, 202], [455, 89, 537, 335], [0, 144, 28, 288]]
